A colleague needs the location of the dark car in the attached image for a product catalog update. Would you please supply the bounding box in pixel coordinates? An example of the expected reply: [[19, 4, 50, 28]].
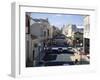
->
[[44, 42, 68, 53]]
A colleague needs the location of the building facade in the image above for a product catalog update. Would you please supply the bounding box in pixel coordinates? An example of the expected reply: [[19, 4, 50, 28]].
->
[[62, 24, 77, 38], [84, 16, 90, 39], [83, 16, 90, 54], [26, 13, 53, 66], [30, 18, 53, 41]]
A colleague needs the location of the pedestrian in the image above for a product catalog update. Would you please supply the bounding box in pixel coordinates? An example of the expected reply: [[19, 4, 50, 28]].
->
[[74, 49, 81, 64]]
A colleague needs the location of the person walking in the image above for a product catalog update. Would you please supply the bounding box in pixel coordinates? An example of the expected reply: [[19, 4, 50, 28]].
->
[[74, 49, 81, 64]]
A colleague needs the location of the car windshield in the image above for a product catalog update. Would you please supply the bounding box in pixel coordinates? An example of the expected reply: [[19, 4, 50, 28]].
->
[[54, 34, 66, 39]]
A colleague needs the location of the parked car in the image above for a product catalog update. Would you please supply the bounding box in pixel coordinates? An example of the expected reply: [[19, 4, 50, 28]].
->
[[44, 34, 74, 54]]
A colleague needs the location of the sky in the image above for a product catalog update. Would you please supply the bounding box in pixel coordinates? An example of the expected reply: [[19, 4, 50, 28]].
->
[[31, 12, 84, 29]]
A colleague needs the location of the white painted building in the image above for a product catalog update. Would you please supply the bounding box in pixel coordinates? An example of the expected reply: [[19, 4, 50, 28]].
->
[[62, 24, 77, 38], [84, 16, 90, 39], [26, 16, 53, 66], [30, 18, 53, 40]]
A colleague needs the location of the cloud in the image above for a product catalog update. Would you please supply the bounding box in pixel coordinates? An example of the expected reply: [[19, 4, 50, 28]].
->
[[55, 14, 62, 17]]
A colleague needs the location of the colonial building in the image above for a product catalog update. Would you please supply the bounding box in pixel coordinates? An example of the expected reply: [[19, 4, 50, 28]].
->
[[30, 18, 53, 41], [84, 16, 90, 39], [62, 24, 77, 38], [26, 13, 53, 67], [83, 16, 90, 54], [52, 25, 61, 37]]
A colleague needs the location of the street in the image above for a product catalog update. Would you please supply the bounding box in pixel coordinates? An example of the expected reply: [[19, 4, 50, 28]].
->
[[37, 34, 89, 66]]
